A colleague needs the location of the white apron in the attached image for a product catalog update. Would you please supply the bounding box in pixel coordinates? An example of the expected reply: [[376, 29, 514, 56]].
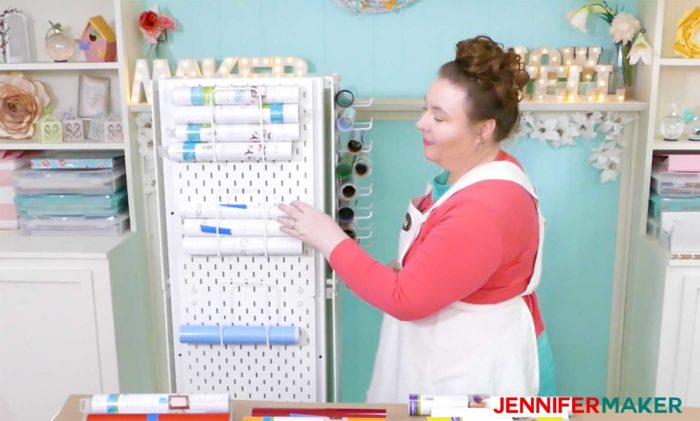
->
[[366, 161, 545, 403]]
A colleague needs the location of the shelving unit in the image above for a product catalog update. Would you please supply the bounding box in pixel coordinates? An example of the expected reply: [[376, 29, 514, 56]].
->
[[619, 0, 700, 407], [0, 2, 164, 421]]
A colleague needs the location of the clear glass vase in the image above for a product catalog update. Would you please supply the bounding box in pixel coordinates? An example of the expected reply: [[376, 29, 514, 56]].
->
[[610, 42, 633, 97]]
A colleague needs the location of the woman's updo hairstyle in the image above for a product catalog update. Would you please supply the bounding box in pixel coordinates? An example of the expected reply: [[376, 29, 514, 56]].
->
[[439, 35, 529, 142]]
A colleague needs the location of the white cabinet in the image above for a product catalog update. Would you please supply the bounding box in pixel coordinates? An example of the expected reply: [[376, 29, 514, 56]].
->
[[656, 264, 700, 406], [0, 232, 157, 421]]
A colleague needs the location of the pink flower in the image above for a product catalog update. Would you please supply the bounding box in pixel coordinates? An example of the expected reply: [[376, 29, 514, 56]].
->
[[157, 15, 176, 30]]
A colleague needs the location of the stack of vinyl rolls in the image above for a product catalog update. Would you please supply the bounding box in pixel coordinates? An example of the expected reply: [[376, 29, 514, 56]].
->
[[179, 203, 303, 256], [82, 394, 231, 420], [336, 129, 371, 241], [165, 85, 301, 162]]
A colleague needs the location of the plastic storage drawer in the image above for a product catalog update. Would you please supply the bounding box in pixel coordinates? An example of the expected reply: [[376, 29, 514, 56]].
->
[[19, 213, 129, 236], [14, 188, 128, 217], [648, 193, 700, 220], [13, 167, 126, 195], [651, 171, 700, 197]]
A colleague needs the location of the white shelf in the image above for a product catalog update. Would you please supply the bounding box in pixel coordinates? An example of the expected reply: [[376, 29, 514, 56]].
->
[[0, 140, 125, 150], [658, 58, 700, 67], [0, 230, 132, 259], [652, 138, 700, 151], [0, 62, 120, 72]]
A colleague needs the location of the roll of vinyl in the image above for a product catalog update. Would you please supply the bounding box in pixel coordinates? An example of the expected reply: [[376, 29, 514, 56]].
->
[[179, 324, 300, 345], [336, 153, 356, 181], [337, 107, 356, 132], [173, 124, 300, 142], [171, 86, 300, 106], [182, 237, 303, 256], [86, 415, 229, 421], [88, 394, 230, 414], [183, 219, 284, 237], [347, 130, 364, 153], [179, 204, 285, 219], [173, 104, 299, 124], [164, 142, 292, 162]]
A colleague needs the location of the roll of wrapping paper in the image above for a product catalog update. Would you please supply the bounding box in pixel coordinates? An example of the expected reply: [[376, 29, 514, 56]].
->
[[164, 142, 292, 162], [336, 153, 356, 181], [171, 85, 300, 106], [179, 324, 300, 345], [182, 219, 285, 237], [173, 104, 299, 124], [250, 408, 387, 417], [179, 204, 285, 219], [86, 415, 229, 421], [173, 124, 300, 143], [182, 237, 303, 256], [88, 394, 230, 414]]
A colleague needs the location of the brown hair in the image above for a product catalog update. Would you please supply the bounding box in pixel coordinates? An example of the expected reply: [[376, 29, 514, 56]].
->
[[439, 35, 529, 142]]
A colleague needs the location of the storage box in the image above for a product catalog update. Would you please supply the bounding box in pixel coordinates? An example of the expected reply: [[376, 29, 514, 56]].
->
[[19, 212, 129, 236], [14, 166, 126, 195], [14, 187, 127, 217], [0, 151, 34, 229], [654, 153, 700, 172], [651, 170, 700, 197], [649, 193, 700, 220], [30, 151, 125, 170]]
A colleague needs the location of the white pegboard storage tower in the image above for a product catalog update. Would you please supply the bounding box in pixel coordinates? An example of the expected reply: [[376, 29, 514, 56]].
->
[[153, 76, 338, 402]]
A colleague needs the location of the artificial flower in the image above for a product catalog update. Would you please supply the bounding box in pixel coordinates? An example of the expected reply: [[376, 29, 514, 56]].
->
[[627, 32, 652, 65], [0, 75, 50, 139], [610, 12, 641, 43], [139, 5, 176, 45], [566, 6, 591, 33]]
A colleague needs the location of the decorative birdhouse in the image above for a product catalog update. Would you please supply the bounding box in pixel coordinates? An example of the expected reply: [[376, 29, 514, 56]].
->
[[79, 15, 116, 62]]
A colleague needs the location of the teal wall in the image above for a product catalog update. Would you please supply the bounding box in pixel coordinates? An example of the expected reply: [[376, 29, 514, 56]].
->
[[145, 0, 636, 401]]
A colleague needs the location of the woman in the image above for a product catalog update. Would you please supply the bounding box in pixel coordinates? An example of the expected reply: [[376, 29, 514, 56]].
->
[[277, 35, 556, 402]]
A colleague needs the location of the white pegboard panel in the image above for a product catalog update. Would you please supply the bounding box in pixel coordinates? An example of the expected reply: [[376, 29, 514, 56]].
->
[[154, 76, 336, 401]]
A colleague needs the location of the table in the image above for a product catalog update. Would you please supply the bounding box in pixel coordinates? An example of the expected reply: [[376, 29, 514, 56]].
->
[[52, 395, 700, 421]]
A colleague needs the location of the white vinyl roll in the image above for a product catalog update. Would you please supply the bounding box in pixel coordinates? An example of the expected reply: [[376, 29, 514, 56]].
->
[[88, 393, 230, 414], [182, 236, 303, 256], [173, 123, 300, 142], [179, 204, 285, 219], [173, 104, 299, 124], [164, 142, 292, 162], [171, 85, 300, 105], [183, 219, 285, 237]]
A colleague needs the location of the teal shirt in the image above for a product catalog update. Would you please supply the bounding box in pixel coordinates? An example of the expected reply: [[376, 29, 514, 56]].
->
[[431, 170, 452, 201]]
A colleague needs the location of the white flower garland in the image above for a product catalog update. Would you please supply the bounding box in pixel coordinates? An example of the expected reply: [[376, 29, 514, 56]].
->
[[135, 112, 157, 195], [515, 111, 637, 183], [333, 0, 418, 13]]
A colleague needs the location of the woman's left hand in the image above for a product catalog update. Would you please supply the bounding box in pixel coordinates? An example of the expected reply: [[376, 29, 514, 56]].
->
[[277, 201, 349, 258]]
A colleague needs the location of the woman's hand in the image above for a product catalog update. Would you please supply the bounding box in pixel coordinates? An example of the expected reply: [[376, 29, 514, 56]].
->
[[277, 201, 349, 258]]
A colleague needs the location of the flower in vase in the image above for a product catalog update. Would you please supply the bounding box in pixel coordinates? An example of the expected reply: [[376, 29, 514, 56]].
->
[[610, 12, 641, 44], [627, 31, 652, 65]]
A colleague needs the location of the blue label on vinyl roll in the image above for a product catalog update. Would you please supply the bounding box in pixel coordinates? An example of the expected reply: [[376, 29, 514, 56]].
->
[[107, 394, 118, 413], [191, 87, 205, 106], [146, 414, 160, 421], [269, 103, 284, 123], [200, 224, 232, 235], [221, 204, 248, 209], [182, 142, 197, 161], [186, 124, 202, 142]]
